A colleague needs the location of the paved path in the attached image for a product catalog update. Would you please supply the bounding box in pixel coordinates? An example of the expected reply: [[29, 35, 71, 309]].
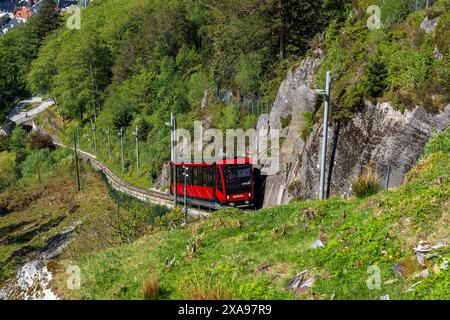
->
[[9, 98, 55, 125]]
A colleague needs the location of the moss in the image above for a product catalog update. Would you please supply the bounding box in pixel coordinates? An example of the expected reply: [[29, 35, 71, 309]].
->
[[280, 114, 292, 129]]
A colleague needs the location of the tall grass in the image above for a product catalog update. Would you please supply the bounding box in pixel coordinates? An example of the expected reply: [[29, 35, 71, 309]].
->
[[143, 275, 160, 300], [351, 167, 380, 198]]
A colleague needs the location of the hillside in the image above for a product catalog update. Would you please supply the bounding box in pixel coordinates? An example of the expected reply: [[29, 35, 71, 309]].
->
[[51, 130, 449, 300], [0, 0, 449, 302]]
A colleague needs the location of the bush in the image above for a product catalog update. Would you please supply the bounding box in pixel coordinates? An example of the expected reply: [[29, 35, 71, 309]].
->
[[300, 111, 315, 141], [280, 114, 292, 129], [0, 136, 11, 152], [424, 127, 450, 155], [142, 275, 160, 300], [234, 53, 262, 97], [0, 159, 18, 191], [29, 131, 54, 150], [180, 275, 233, 300], [10, 126, 27, 152], [351, 167, 380, 198], [154, 206, 184, 230]]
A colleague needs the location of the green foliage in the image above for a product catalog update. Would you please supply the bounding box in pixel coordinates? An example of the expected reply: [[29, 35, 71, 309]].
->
[[424, 127, 450, 155], [0, 154, 18, 191], [300, 111, 315, 141], [19, 149, 51, 184], [10, 127, 27, 153], [234, 53, 262, 96], [316, 2, 448, 119], [0, 23, 38, 121], [34, 0, 62, 43], [112, 106, 133, 130], [154, 206, 185, 230], [0, 136, 11, 153], [280, 114, 292, 129]]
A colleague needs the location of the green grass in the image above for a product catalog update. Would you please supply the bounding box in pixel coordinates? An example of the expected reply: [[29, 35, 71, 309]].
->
[[55, 151, 449, 300], [0, 160, 119, 285]]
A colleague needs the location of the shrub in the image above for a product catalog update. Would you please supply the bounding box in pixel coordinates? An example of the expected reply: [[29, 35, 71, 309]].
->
[[180, 275, 233, 300], [143, 275, 160, 300], [424, 127, 450, 155], [154, 206, 184, 230], [351, 167, 380, 198], [0, 159, 18, 191], [29, 131, 54, 150], [234, 53, 262, 97], [300, 112, 315, 141], [280, 114, 292, 129], [10, 126, 27, 152], [0, 136, 11, 152]]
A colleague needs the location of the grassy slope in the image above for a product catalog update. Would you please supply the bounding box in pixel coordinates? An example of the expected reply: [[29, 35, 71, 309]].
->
[[55, 152, 449, 300], [0, 163, 116, 285]]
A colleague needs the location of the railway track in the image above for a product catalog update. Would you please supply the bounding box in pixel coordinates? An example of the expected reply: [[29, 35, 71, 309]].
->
[[53, 141, 210, 217]]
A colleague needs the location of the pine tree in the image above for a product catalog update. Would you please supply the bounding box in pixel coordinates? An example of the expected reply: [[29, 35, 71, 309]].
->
[[34, 0, 61, 42]]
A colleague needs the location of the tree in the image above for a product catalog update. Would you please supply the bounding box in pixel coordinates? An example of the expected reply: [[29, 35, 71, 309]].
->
[[34, 0, 61, 43], [136, 117, 151, 142], [113, 106, 133, 130], [10, 126, 27, 152]]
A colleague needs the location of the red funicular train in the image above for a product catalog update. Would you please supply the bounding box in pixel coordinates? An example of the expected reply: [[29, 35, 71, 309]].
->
[[170, 157, 254, 209]]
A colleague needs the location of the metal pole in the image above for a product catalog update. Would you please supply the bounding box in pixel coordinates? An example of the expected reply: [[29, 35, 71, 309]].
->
[[135, 126, 140, 171], [92, 123, 97, 155], [415, 0, 418, 11], [386, 165, 391, 189], [120, 127, 124, 172], [320, 71, 332, 200], [171, 113, 177, 208], [183, 166, 188, 224], [106, 128, 111, 156], [425, 0, 429, 12], [74, 132, 81, 191]]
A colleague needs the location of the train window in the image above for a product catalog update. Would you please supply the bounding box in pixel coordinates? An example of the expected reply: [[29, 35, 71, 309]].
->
[[216, 168, 223, 193]]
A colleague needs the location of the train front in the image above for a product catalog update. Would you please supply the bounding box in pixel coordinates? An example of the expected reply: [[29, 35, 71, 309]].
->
[[221, 161, 254, 208]]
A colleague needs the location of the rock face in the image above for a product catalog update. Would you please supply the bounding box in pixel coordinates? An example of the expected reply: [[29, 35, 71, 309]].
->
[[420, 16, 441, 34], [258, 55, 450, 207], [258, 53, 322, 206]]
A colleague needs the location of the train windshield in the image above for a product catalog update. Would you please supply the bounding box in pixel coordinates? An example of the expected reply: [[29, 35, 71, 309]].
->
[[222, 164, 252, 194]]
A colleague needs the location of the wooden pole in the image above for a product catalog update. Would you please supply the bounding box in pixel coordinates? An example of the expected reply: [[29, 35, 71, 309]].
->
[[120, 127, 124, 172], [135, 126, 140, 171], [74, 132, 81, 191]]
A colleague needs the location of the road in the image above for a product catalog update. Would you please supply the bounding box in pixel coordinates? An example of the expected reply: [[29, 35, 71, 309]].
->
[[8, 98, 55, 126]]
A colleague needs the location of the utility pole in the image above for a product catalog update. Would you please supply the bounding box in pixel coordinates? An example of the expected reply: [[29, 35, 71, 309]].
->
[[315, 71, 332, 200], [73, 132, 81, 191], [89, 62, 97, 122], [91, 120, 97, 155], [105, 128, 111, 156], [119, 127, 124, 172], [182, 166, 189, 224], [135, 126, 140, 171], [166, 113, 177, 208]]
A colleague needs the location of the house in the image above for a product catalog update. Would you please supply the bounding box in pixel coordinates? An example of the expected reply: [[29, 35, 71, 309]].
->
[[0, 0, 16, 13], [14, 6, 32, 19], [0, 12, 11, 26]]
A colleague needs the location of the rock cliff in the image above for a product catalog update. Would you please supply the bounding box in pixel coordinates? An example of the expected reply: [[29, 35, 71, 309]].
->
[[258, 56, 450, 207]]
